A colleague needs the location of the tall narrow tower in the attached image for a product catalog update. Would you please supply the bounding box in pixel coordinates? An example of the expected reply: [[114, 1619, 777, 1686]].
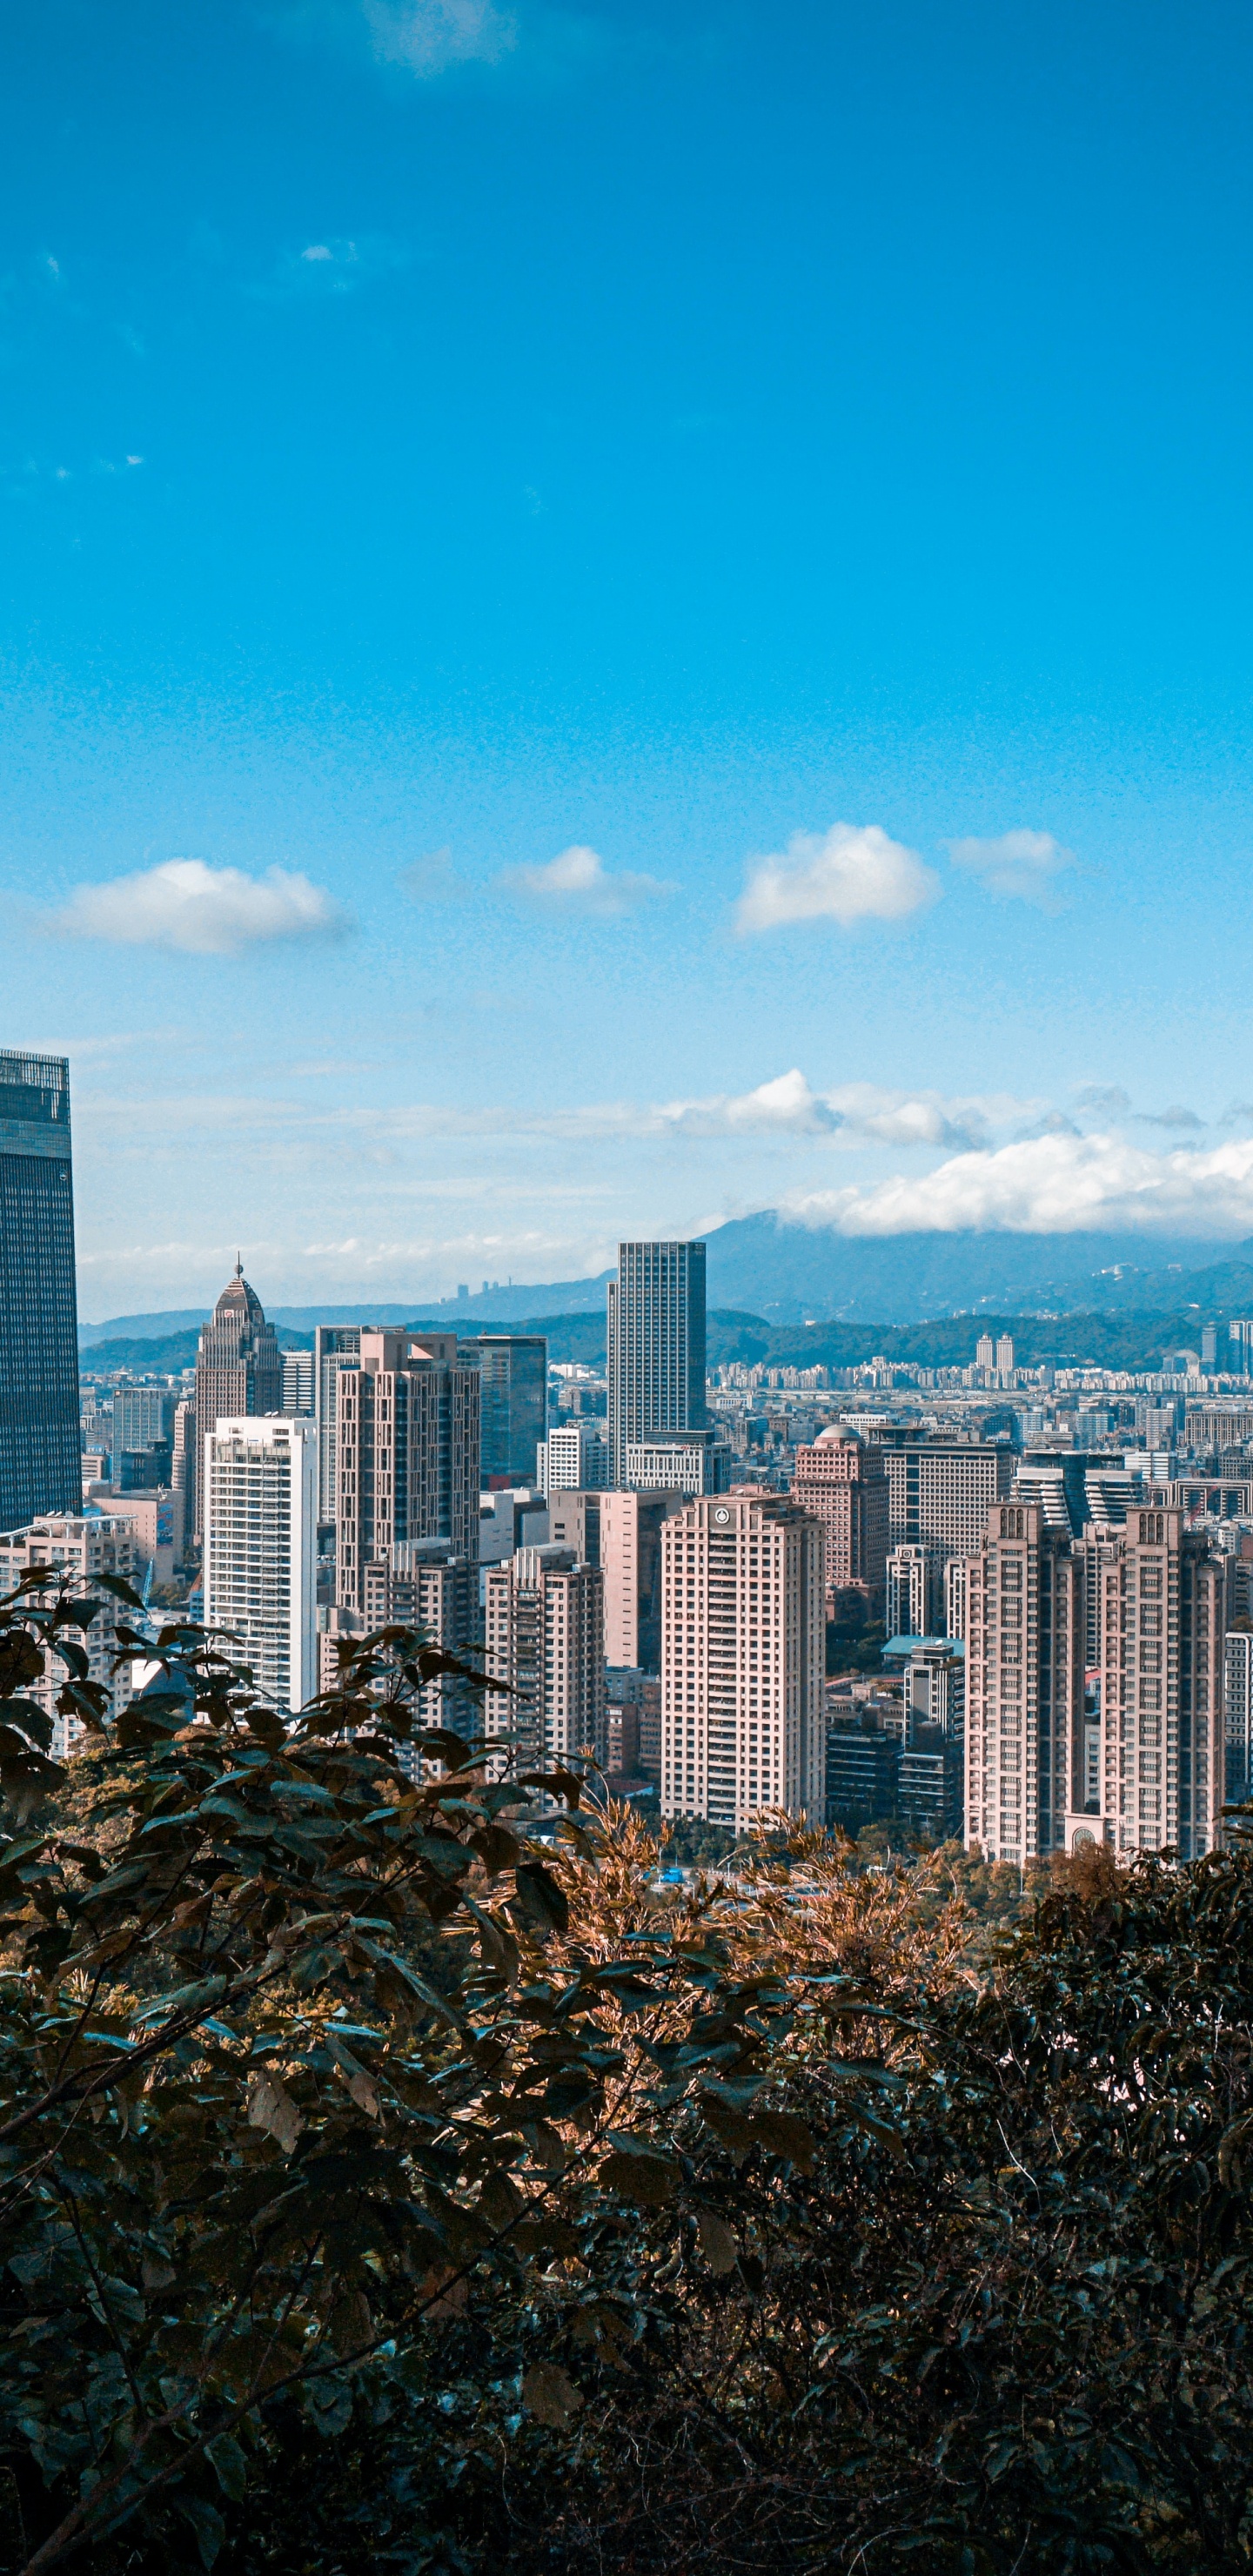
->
[[606, 1239, 706, 1488], [192, 1262, 283, 1537], [0, 1050, 80, 1527]]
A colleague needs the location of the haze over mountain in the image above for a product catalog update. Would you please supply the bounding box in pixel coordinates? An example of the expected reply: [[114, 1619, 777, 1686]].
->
[[78, 1212, 1253, 1345]]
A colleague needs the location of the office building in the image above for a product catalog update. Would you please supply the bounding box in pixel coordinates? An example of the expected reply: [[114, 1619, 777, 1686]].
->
[[282, 1351, 314, 1416], [334, 1330, 479, 1613], [479, 1486, 550, 1572], [975, 1332, 995, 1375], [473, 1335, 547, 1485], [484, 1545, 606, 1774], [314, 1326, 363, 1526], [113, 1386, 177, 1457], [539, 1419, 609, 1493], [964, 1503, 1084, 1867], [203, 1416, 318, 1714], [623, 1431, 730, 1495], [826, 1720, 900, 1835], [660, 1490, 825, 1831], [606, 1239, 707, 1487], [0, 1051, 81, 1528], [1097, 1507, 1230, 1862], [878, 1439, 1016, 1561], [0, 1514, 138, 1754], [790, 1429, 889, 1608], [885, 1542, 939, 1640], [193, 1265, 283, 1536]]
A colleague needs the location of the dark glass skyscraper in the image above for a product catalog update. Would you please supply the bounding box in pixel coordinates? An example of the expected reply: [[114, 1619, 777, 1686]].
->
[[472, 1334, 547, 1485], [606, 1239, 707, 1487], [0, 1051, 81, 1529]]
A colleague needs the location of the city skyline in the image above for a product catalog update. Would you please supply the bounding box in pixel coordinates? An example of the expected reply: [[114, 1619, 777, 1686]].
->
[[4, 6, 1253, 1309]]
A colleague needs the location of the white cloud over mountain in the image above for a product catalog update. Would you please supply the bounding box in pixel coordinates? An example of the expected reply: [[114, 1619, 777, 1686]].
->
[[734, 821, 940, 934], [44, 860, 351, 956], [785, 1130, 1253, 1238]]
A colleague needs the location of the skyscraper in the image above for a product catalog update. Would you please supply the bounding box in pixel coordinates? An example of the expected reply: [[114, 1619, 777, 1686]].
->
[[660, 1490, 825, 1831], [472, 1335, 547, 1484], [606, 1239, 706, 1487], [484, 1545, 606, 1774], [877, 1439, 1015, 1562], [193, 1264, 283, 1536], [791, 1429, 889, 1610], [539, 1419, 610, 1493], [313, 1325, 363, 1526], [885, 1541, 939, 1639], [334, 1329, 479, 1613], [0, 1050, 81, 1528], [964, 1501, 1084, 1867], [1098, 1506, 1230, 1862], [203, 1415, 318, 1714]]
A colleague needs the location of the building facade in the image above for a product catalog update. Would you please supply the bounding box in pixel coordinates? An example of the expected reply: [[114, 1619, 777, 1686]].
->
[[1098, 1506, 1230, 1862], [791, 1428, 889, 1607], [660, 1489, 825, 1832], [885, 1541, 940, 1639], [878, 1439, 1016, 1562], [964, 1502, 1084, 1867], [334, 1330, 480, 1613], [539, 1419, 609, 1493], [484, 1544, 606, 1774], [203, 1415, 318, 1714], [193, 1265, 284, 1536], [313, 1326, 363, 1526], [0, 1051, 81, 1529], [473, 1335, 547, 1485], [1225, 1628, 1253, 1810], [606, 1239, 707, 1487], [0, 1513, 137, 1753]]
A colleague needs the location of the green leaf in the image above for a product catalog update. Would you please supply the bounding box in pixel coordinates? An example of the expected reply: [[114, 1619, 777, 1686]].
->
[[174, 2494, 225, 2571], [513, 1861, 569, 1936]]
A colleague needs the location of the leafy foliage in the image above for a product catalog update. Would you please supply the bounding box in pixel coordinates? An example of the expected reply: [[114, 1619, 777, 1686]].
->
[[4, 1573, 1253, 2573]]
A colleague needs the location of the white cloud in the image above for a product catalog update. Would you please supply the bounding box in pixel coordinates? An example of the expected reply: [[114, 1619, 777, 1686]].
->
[[734, 822, 940, 936], [400, 847, 468, 902], [362, 0, 517, 72], [947, 828, 1076, 907], [498, 843, 671, 916], [651, 1072, 1022, 1151], [783, 1130, 1253, 1239], [43, 860, 351, 957]]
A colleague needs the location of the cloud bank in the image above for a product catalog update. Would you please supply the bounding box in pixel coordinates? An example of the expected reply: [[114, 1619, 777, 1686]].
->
[[786, 1130, 1253, 1239], [44, 860, 351, 956], [499, 843, 671, 916], [734, 822, 940, 935]]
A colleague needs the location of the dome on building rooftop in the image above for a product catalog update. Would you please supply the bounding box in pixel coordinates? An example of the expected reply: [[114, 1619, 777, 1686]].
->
[[814, 1423, 862, 1446], [213, 1257, 266, 1327]]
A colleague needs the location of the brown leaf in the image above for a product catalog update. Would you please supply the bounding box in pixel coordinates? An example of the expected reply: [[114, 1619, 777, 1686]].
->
[[696, 2210, 739, 2275], [522, 2361, 583, 2429], [245, 2072, 304, 2156]]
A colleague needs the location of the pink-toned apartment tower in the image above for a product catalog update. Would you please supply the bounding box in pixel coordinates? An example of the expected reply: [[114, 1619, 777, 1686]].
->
[[790, 1426, 888, 1610]]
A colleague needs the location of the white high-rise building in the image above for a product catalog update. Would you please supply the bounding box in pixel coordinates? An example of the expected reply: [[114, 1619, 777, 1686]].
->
[[204, 1417, 318, 1714], [606, 1240, 706, 1487], [944, 1554, 970, 1643], [660, 1490, 825, 1833], [885, 1541, 938, 1639], [0, 1514, 138, 1755], [539, 1419, 609, 1493]]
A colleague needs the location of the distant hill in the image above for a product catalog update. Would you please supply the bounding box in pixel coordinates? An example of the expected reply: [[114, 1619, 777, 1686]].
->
[[79, 1220, 1253, 1348]]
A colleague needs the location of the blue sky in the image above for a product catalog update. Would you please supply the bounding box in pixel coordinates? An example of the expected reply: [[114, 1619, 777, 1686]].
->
[[5, 0, 1253, 1316]]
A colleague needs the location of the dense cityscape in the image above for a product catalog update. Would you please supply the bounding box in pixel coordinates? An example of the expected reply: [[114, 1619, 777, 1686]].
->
[[8, 1042, 1253, 1875]]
